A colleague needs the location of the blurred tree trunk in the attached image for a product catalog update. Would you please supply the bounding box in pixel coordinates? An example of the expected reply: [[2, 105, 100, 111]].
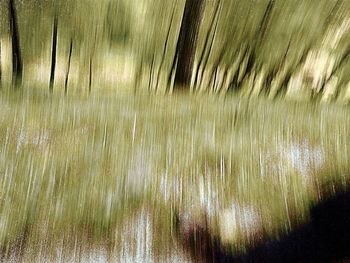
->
[[0, 42, 2, 84], [65, 39, 73, 95], [88, 56, 92, 93], [9, 0, 23, 88], [49, 15, 58, 92], [89, 27, 98, 93], [173, 0, 205, 91]]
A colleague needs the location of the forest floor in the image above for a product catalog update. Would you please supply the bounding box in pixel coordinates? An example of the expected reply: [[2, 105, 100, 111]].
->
[[0, 87, 349, 262]]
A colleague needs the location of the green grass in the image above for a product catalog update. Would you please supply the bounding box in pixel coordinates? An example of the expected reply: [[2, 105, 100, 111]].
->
[[0, 87, 350, 261]]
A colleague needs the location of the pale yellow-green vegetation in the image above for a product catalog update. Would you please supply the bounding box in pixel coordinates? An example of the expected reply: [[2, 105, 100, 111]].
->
[[0, 87, 349, 261], [2, 0, 350, 99], [1, 0, 350, 261]]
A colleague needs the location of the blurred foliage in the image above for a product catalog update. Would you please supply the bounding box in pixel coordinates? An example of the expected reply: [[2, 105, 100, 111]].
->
[[0, 0, 349, 99], [105, 0, 131, 45], [0, 1, 350, 261]]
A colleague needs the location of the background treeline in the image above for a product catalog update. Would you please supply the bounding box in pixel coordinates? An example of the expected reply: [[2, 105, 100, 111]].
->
[[0, 0, 349, 101]]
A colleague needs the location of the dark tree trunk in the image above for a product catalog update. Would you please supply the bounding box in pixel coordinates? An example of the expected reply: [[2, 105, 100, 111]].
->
[[0, 42, 2, 84], [64, 39, 73, 95], [89, 26, 98, 93], [49, 16, 58, 92], [88, 56, 92, 93], [173, 0, 205, 90], [9, 0, 23, 88], [148, 54, 155, 91]]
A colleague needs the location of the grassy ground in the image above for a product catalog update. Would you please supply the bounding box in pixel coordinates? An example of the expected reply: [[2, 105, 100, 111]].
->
[[0, 86, 350, 262]]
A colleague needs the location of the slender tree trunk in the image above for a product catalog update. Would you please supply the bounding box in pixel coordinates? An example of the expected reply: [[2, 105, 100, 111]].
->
[[155, 1, 177, 91], [89, 26, 98, 93], [198, 6, 220, 90], [88, 56, 92, 93], [0, 42, 2, 84], [148, 54, 155, 91], [9, 0, 23, 88], [173, 0, 205, 91], [134, 55, 144, 94], [49, 16, 58, 92], [64, 39, 73, 95], [193, 0, 221, 90]]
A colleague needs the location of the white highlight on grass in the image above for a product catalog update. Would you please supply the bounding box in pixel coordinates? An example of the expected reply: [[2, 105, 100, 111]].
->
[[261, 139, 325, 185], [16, 129, 49, 153], [126, 150, 153, 195], [219, 202, 262, 244], [119, 211, 152, 263], [16, 129, 50, 153], [285, 140, 325, 180], [159, 172, 184, 205], [199, 176, 217, 217]]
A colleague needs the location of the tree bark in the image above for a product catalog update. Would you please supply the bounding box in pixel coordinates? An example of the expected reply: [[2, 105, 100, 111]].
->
[[0, 42, 2, 84], [64, 39, 73, 95], [155, 1, 177, 91], [89, 26, 98, 93], [88, 56, 93, 93], [173, 0, 205, 91], [9, 0, 23, 88], [194, 0, 221, 90], [49, 16, 58, 92]]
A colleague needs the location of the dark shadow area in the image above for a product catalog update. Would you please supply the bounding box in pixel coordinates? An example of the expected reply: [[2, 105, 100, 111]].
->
[[176, 189, 350, 263]]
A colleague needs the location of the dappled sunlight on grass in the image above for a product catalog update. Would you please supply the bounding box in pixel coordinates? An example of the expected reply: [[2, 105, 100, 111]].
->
[[0, 89, 349, 261]]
